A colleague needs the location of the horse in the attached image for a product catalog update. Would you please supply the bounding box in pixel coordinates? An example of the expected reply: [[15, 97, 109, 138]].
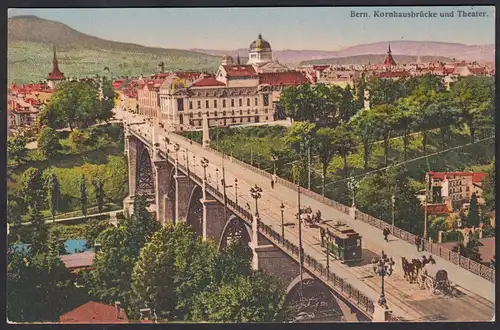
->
[[412, 258, 423, 277], [401, 257, 416, 282]]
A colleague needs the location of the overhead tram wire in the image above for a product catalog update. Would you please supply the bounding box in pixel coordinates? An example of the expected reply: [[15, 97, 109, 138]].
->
[[318, 135, 495, 190]]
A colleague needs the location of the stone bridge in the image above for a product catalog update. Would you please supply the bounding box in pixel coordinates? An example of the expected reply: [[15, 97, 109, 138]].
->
[[124, 127, 371, 323]]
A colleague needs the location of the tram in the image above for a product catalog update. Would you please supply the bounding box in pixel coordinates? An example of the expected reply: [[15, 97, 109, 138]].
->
[[319, 221, 363, 264]]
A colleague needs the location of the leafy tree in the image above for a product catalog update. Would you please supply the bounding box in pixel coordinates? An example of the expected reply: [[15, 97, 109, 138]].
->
[[27, 204, 48, 253], [467, 192, 480, 228], [371, 104, 399, 166], [79, 174, 88, 217], [99, 77, 117, 122], [7, 135, 28, 165], [20, 167, 45, 209], [425, 95, 461, 150], [37, 127, 61, 159], [7, 200, 22, 226], [314, 127, 338, 195], [67, 128, 89, 153], [349, 109, 378, 170], [393, 103, 417, 162], [38, 80, 101, 130], [482, 160, 495, 211], [449, 76, 494, 142], [366, 76, 405, 107], [83, 219, 113, 249], [92, 177, 105, 213], [191, 273, 284, 322], [332, 122, 357, 178], [44, 170, 61, 223], [338, 84, 357, 122], [123, 196, 162, 255]]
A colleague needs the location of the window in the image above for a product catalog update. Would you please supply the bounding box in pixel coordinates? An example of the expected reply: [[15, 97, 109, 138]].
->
[[255, 98, 258, 105], [177, 99, 184, 111], [189, 101, 193, 109], [198, 112, 202, 117], [254, 109, 258, 114], [214, 100, 218, 108], [247, 98, 250, 106], [247, 110, 250, 114], [265, 109, 268, 113], [214, 111, 218, 117], [239, 99, 242, 106], [223, 99, 226, 107], [223, 111, 226, 116], [263, 94, 269, 106], [206, 100, 210, 108], [197, 100, 201, 108], [239, 110, 242, 115], [231, 110, 235, 116], [232, 118, 236, 123], [179, 115, 184, 124], [189, 113, 193, 118], [231, 99, 235, 107], [265, 116, 268, 120]]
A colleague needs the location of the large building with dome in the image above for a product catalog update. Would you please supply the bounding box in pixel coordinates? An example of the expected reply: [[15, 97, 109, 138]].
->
[[130, 34, 311, 131]]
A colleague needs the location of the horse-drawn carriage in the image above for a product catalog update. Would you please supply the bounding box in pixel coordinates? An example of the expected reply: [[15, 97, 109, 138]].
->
[[417, 263, 455, 295], [298, 207, 322, 228]]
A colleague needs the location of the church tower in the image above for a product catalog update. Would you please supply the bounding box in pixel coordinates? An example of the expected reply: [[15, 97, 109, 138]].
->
[[381, 43, 397, 67], [47, 45, 65, 89]]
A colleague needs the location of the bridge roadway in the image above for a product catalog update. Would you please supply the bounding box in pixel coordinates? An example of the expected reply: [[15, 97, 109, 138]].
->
[[118, 111, 495, 321]]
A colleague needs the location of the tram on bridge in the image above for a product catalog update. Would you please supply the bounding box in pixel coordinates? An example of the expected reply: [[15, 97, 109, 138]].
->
[[319, 221, 363, 264]]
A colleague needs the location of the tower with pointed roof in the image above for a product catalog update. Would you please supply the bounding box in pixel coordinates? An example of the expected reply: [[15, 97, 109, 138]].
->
[[381, 43, 397, 67], [47, 45, 65, 88]]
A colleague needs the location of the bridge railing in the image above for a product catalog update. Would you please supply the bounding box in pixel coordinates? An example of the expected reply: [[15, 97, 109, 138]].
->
[[355, 210, 495, 283]]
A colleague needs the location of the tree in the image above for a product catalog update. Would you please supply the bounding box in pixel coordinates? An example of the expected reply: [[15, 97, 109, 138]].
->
[[371, 104, 399, 167], [27, 204, 48, 253], [349, 109, 378, 170], [191, 273, 284, 322], [7, 135, 28, 164], [38, 80, 101, 130], [393, 103, 417, 162], [123, 196, 162, 255], [482, 160, 495, 210], [44, 170, 61, 223], [333, 123, 357, 178], [37, 127, 61, 159], [425, 94, 461, 150], [79, 174, 88, 217], [67, 128, 89, 153], [83, 219, 113, 249], [92, 177, 105, 213], [20, 167, 45, 210], [7, 200, 22, 226], [314, 127, 338, 196], [365, 76, 405, 107], [99, 77, 117, 122], [283, 122, 316, 184], [449, 76, 494, 142], [467, 192, 480, 228]]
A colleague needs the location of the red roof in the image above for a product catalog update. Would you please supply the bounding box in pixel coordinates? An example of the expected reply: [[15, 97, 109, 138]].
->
[[425, 203, 451, 215], [59, 251, 94, 270], [377, 71, 410, 78], [48, 71, 65, 80], [222, 65, 258, 78], [313, 65, 329, 71], [468, 67, 486, 74], [191, 77, 226, 87], [173, 71, 202, 80], [259, 71, 310, 86], [112, 80, 124, 89], [428, 171, 487, 183], [60, 301, 128, 323], [382, 54, 397, 66]]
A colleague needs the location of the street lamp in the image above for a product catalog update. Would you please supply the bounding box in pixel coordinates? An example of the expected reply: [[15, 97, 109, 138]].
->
[[192, 155, 196, 175], [391, 194, 396, 228], [371, 253, 395, 308], [271, 155, 279, 179], [200, 157, 209, 200], [347, 177, 359, 208], [216, 168, 219, 191], [250, 185, 263, 217], [234, 178, 238, 204], [280, 202, 285, 242]]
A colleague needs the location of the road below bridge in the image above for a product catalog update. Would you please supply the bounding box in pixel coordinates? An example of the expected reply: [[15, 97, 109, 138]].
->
[[118, 110, 495, 322]]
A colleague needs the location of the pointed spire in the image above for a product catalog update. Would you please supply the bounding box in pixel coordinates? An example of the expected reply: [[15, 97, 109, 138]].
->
[[237, 53, 241, 65], [387, 43, 392, 54], [48, 45, 65, 81]]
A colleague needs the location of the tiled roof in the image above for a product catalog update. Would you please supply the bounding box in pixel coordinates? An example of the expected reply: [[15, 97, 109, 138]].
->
[[312, 65, 329, 71], [191, 77, 226, 87], [377, 71, 410, 78], [59, 251, 94, 270], [222, 65, 258, 78], [60, 301, 128, 324], [428, 171, 488, 183], [425, 203, 451, 215], [112, 80, 124, 89], [468, 67, 487, 74], [382, 54, 397, 66], [173, 71, 202, 80], [259, 71, 310, 86]]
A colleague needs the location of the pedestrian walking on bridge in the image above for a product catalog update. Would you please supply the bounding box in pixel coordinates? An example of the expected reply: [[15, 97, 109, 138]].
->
[[271, 179, 275, 189], [415, 235, 422, 252], [383, 227, 390, 242]]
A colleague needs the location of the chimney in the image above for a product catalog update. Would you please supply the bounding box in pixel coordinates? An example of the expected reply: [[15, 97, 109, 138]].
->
[[115, 301, 121, 319], [140, 308, 151, 320]]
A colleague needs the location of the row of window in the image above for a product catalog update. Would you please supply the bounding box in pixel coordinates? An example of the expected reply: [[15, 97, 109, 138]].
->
[[183, 109, 270, 118], [187, 116, 270, 126], [188, 95, 270, 110]]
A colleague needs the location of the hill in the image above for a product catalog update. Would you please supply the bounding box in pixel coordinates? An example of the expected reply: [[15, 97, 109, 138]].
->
[[8, 15, 220, 83], [192, 40, 494, 64], [300, 54, 453, 66]]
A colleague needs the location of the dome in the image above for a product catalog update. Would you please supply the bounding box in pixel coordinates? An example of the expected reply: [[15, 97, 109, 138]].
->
[[249, 34, 271, 52], [221, 55, 234, 61]]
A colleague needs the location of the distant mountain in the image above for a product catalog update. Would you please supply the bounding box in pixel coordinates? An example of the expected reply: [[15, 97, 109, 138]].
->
[[301, 55, 454, 66], [193, 40, 494, 64], [8, 15, 220, 83]]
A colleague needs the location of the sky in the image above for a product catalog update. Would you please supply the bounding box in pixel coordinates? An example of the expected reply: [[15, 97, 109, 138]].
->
[[8, 7, 495, 51]]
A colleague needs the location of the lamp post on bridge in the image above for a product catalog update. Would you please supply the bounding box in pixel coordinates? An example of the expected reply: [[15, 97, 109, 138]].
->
[[216, 169, 219, 191], [272, 155, 278, 180], [347, 177, 359, 208], [391, 194, 396, 229], [280, 202, 285, 242], [234, 178, 238, 205], [250, 185, 263, 247], [200, 157, 209, 201], [192, 155, 196, 176], [371, 252, 395, 309]]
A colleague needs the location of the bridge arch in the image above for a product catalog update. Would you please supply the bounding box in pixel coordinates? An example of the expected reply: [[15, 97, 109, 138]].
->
[[218, 214, 252, 251], [281, 273, 354, 322], [186, 185, 203, 236], [136, 144, 155, 197]]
